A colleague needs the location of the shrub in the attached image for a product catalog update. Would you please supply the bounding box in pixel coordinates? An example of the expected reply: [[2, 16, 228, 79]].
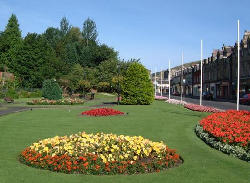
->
[[6, 88, 19, 99], [78, 80, 91, 93], [97, 82, 110, 92], [121, 62, 154, 105], [42, 79, 62, 100]]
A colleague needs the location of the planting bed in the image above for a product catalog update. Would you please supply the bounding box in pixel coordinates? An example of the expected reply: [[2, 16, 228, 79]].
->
[[20, 132, 182, 175], [195, 110, 250, 161], [81, 108, 124, 116], [27, 98, 85, 105]]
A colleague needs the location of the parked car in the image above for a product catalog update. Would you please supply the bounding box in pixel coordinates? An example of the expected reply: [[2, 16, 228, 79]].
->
[[239, 94, 250, 105], [172, 92, 180, 96], [203, 92, 213, 100]]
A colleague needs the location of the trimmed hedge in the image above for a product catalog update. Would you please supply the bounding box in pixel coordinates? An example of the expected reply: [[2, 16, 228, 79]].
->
[[42, 79, 62, 100], [195, 124, 249, 162], [121, 62, 154, 105]]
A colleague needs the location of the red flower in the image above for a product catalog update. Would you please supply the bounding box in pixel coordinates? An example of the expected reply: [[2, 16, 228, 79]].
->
[[83, 162, 89, 167], [81, 108, 124, 116], [200, 110, 250, 147]]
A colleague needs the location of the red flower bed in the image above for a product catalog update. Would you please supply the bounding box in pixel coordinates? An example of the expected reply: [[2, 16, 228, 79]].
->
[[199, 110, 250, 147], [81, 108, 124, 116], [184, 103, 222, 113]]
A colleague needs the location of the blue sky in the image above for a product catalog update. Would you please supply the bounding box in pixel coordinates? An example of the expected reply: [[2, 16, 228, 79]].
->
[[0, 0, 250, 71]]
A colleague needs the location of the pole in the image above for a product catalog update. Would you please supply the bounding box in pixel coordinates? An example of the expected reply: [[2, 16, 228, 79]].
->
[[181, 51, 183, 102], [160, 67, 163, 96], [168, 60, 171, 100], [237, 20, 240, 111], [155, 67, 157, 97], [200, 40, 203, 106]]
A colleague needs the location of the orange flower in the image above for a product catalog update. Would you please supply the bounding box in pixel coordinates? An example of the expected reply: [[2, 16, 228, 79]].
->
[[83, 162, 88, 167]]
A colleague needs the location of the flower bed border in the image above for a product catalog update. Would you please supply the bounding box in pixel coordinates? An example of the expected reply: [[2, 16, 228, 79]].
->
[[194, 124, 249, 162], [27, 98, 85, 105], [184, 103, 223, 113], [19, 148, 183, 175]]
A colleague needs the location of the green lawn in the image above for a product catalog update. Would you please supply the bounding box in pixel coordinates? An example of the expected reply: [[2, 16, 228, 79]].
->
[[0, 97, 249, 183]]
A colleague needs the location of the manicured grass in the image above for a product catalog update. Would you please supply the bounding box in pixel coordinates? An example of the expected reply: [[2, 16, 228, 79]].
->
[[0, 98, 249, 183]]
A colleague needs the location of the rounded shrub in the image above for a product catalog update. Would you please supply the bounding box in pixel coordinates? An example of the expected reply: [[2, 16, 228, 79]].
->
[[42, 79, 62, 100], [121, 62, 154, 105]]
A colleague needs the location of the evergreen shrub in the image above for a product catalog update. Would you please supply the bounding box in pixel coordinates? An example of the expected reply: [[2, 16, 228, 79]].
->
[[42, 79, 62, 100]]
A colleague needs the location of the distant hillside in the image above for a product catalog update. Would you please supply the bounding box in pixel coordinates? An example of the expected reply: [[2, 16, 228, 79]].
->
[[152, 60, 200, 77], [171, 60, 200, 71]]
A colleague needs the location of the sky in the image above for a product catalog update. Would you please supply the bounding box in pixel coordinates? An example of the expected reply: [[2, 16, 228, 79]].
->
[[1, 0, 250, 72]]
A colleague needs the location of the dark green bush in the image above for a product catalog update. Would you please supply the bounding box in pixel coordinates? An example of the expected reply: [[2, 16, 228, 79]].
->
[[120, 62, 154, 105], [42, 79, 62, 100]]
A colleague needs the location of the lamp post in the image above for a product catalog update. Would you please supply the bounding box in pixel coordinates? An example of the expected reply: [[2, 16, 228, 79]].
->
[[237, 20, 240, 111], [117, 63, 121, 105]]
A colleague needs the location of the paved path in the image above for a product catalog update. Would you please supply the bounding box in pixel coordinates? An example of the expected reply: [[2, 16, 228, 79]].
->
[[167, 95, 250, 111], [0, 106, 31, 116]]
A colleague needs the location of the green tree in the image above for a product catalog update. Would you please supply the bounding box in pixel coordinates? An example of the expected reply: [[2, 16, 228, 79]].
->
[[60, 17, 71, 36], [82, 18, 98, 46], [15, 33, 58, 88], [43, 27, 61, 49], [66, 64, 84, 93], [121, 62, 154, 105], [0, 14, 22, 72], [96, 59, 118, 83]]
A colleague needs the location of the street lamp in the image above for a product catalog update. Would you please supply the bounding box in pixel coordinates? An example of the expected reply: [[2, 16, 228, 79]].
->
[[117, 63, 121, 105]]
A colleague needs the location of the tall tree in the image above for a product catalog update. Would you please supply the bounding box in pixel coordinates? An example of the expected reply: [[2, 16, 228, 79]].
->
[[60, 17, 71, 36], [15, 33, 58, 88], [82, 18, 98, 46], [0, 14, 22, 72]]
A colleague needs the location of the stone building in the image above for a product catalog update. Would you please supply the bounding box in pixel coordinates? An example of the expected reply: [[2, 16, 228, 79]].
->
[[170, 31, 250, 100]]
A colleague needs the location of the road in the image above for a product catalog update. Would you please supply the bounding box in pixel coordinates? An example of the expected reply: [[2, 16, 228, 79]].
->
[[164, 95, 250, 111]]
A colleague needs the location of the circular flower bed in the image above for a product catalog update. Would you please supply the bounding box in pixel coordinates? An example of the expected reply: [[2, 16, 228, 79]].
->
[[19, 132, 182, 174], [184, 103, 223, 113], [82, 108, 124, 116], [27, 98, 85, 105], [195, 110, 250, 161]]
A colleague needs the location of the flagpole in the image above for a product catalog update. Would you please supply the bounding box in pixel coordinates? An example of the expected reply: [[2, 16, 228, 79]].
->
[[160, 67, 163, 96], [181, 51, 183, 102], [237, 20, 240, 111], [168, 60, 171, 100], [155, 67, 157, 97], [200, 40, 203, 106]]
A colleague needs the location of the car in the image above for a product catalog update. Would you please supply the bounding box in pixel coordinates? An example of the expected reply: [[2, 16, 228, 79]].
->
[[239, 94, 250, 105], [203, 92, 213, 100]]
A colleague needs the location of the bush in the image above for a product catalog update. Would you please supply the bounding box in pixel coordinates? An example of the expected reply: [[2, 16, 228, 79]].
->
[[42, 79, 62, 100], [6, 88, 19, 99], [78, 80, 91, 93], [18, 89, 42, 98], [121, 62, 154, 105], [97, 82, 110, 92]]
